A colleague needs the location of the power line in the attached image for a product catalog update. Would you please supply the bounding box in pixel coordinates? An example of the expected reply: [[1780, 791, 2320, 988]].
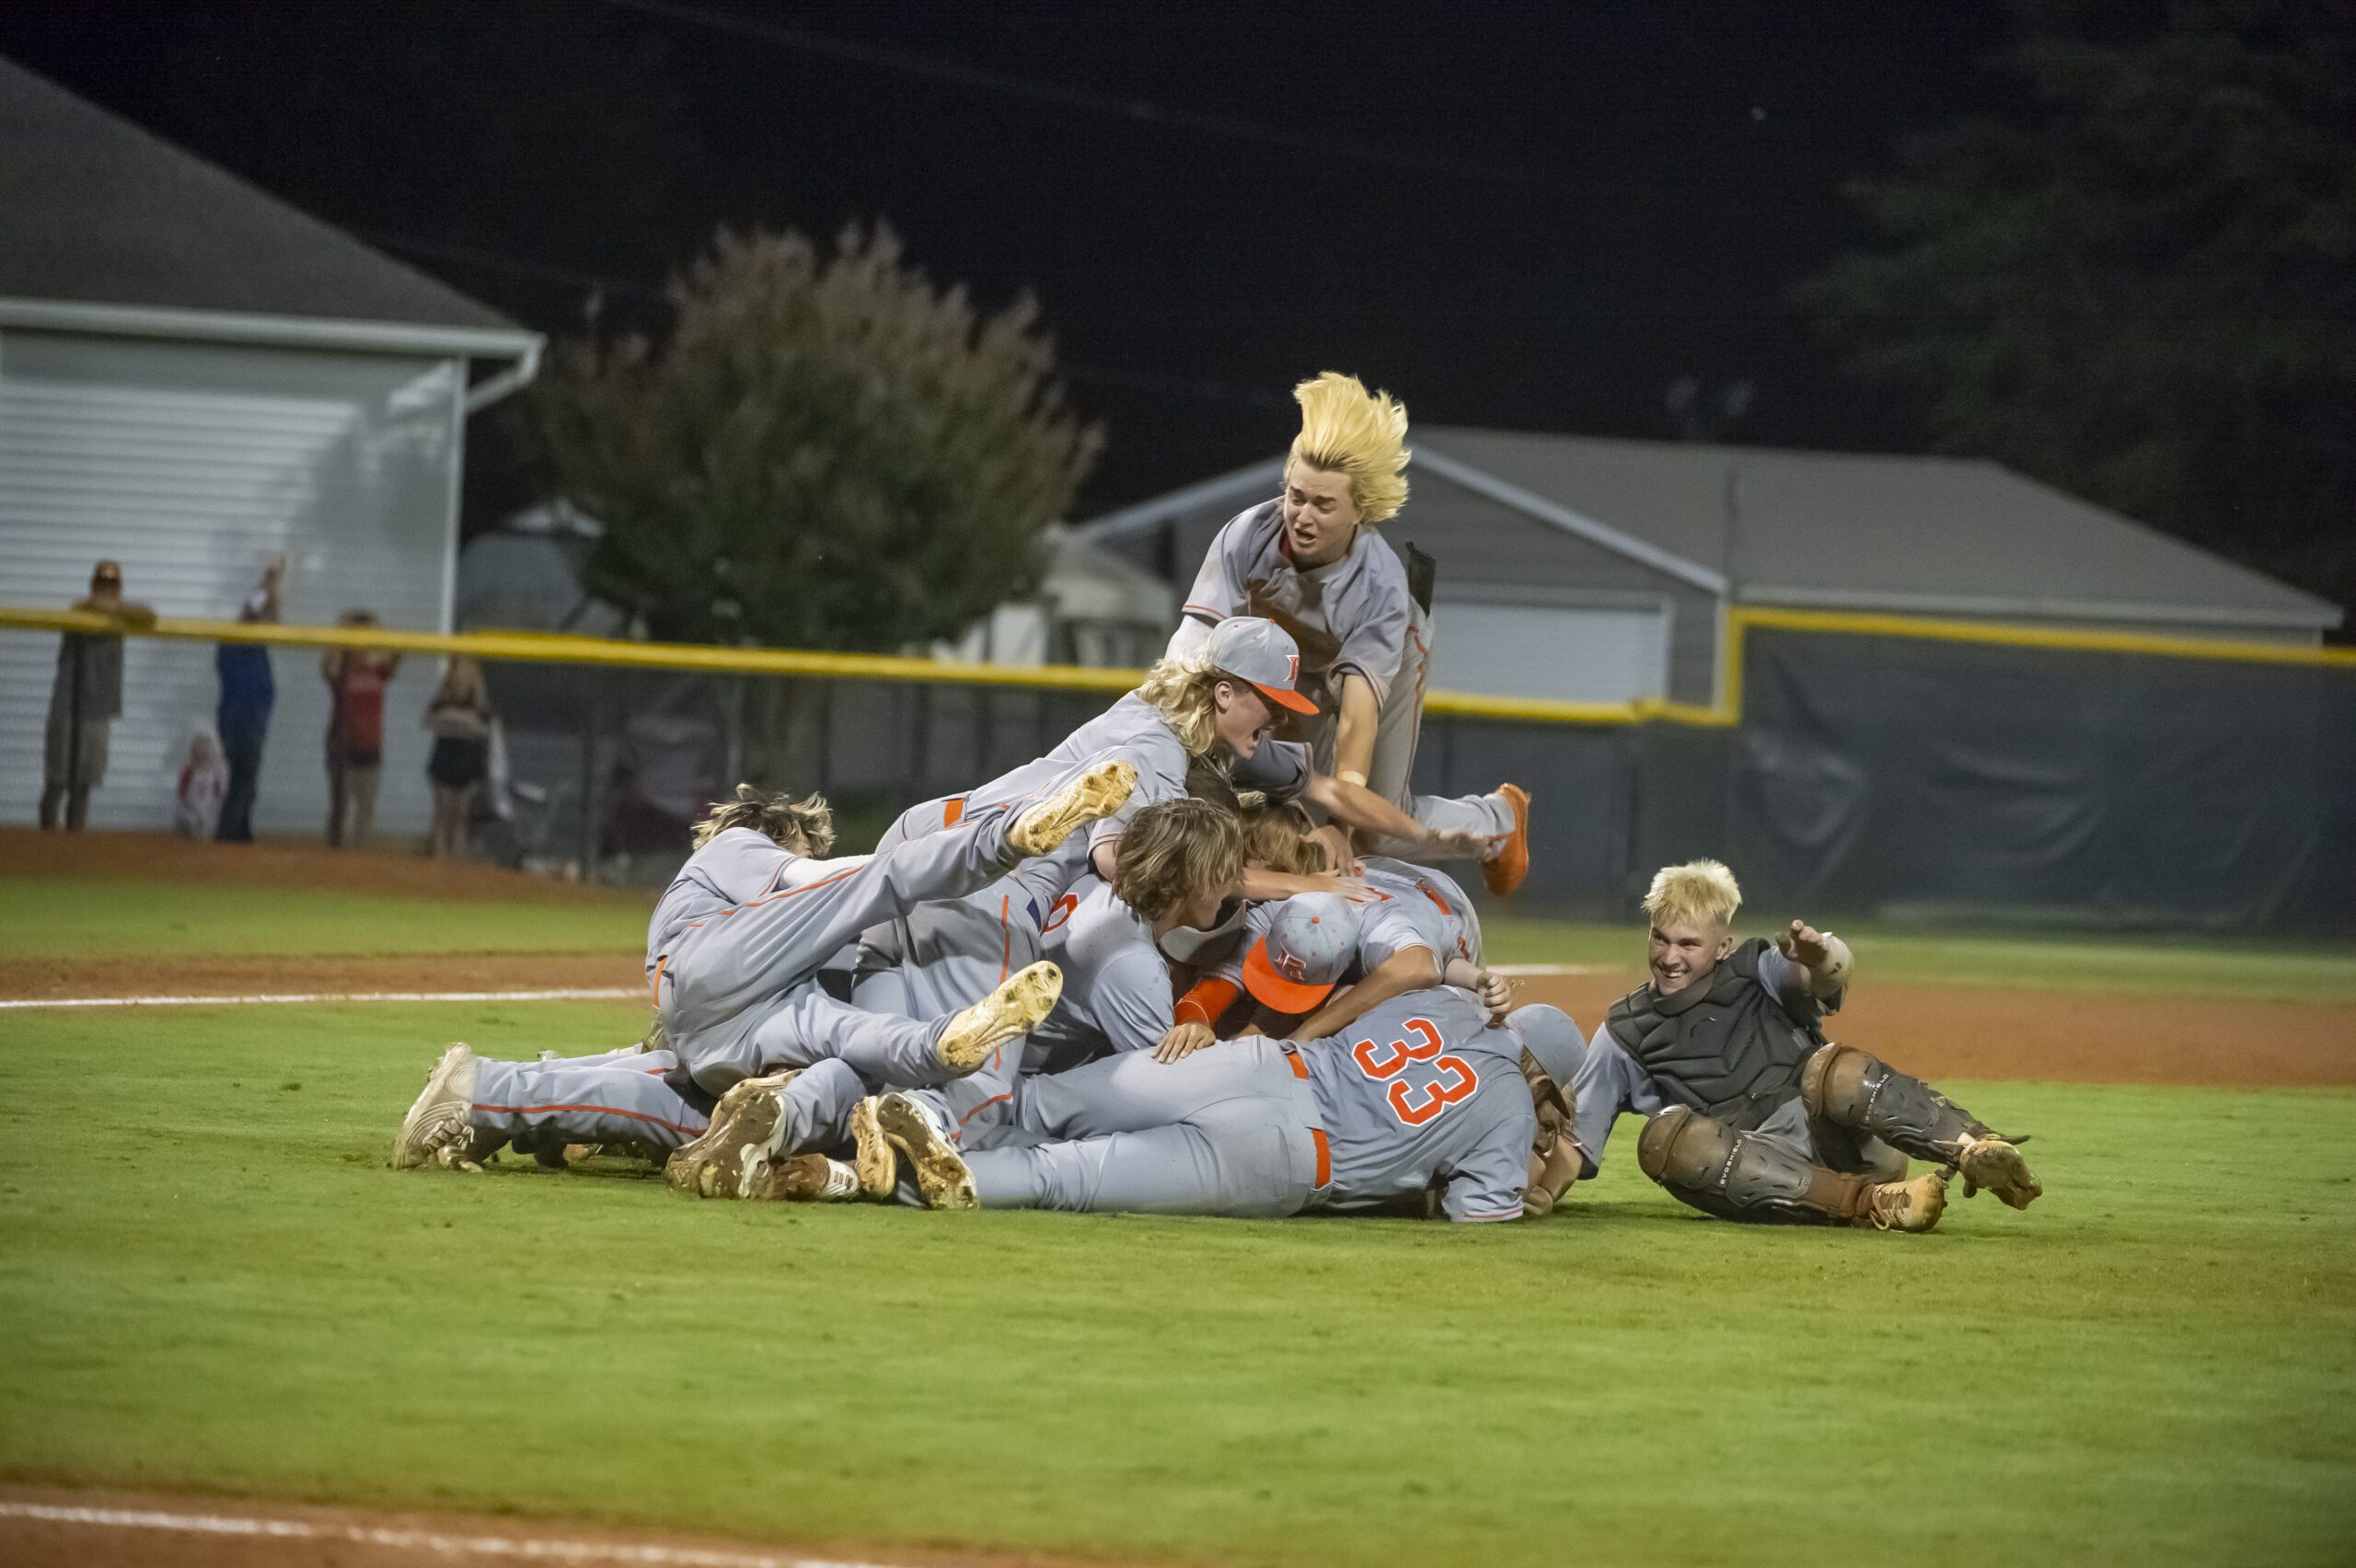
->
[[606, 0, 1529, 183]]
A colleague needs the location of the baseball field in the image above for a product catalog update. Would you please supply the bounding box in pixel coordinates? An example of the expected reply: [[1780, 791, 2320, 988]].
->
[[4, 829, 2352, 1568]]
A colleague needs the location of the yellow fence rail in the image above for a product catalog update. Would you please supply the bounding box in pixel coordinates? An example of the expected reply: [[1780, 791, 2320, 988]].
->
[[2, 603, 2347, 730]]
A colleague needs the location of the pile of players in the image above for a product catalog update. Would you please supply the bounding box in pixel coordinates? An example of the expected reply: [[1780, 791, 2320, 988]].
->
[[392, 373, 2042, 1232]]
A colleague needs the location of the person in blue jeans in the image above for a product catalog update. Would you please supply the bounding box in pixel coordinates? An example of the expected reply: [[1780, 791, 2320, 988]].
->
[[214, 558, 283, 844]]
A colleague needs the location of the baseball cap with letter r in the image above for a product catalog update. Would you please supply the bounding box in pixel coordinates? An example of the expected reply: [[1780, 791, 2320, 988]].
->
[[1207, 617, 1320, 716], [1242, 892, 1361, 1012]]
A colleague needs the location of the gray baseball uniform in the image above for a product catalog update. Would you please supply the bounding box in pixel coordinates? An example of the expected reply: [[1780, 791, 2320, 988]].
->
[[1356, 856, 1484, 968], [651, 800, 1039, 1093], [957, 986, 1533, 1221], [872, 694, 1189, 864], [1167, 500, 1512, 851], [1023, 875, 1178, 1066], [466, 1050, 863, 1156]]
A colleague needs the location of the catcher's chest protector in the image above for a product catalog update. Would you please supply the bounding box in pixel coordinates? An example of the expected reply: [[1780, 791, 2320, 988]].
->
[[1606, 939, 1823, 1131]]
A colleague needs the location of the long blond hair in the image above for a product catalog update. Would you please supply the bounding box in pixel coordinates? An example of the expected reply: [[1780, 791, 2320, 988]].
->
[[1133, 651, 1225, 758], [1290, 371, 1410, 524], [693, 784, 837, 855]]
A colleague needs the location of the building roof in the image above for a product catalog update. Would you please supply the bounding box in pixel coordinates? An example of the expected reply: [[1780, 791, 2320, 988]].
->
[[1086, 428, 2341, 634], [0, 53, 526, 348]]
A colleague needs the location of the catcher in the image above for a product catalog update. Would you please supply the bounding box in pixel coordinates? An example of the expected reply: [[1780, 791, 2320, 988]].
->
[[1571, 859, 2043, 1233]]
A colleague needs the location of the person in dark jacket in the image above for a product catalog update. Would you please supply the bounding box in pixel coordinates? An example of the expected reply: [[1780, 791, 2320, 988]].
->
[[40, 559, 156, 832], [214, 559, 284, 844]]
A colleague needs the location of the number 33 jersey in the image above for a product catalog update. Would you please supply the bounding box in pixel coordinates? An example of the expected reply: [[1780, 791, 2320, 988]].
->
[[1297, 986, 1537, 1222]]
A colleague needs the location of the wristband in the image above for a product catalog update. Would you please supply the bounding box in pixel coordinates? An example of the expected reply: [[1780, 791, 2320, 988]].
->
[[1337, 769, 1369, 788]]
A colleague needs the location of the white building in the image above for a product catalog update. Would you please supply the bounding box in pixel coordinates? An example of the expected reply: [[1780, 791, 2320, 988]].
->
[[0, 55, 540, 836]]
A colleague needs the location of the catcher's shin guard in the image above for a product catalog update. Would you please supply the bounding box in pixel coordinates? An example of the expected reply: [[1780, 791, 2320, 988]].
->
[[1803, 1043, 2041, 1206], [1803, 1043, 1997, 1162], [1635, 1104, 1875, 1227]]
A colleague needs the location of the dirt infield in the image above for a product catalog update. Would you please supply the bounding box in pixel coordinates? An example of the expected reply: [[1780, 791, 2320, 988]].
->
[[0, 1488, 1128, 1568], [1506, 973, 2354, 1087], [0, 828, 645, 905], [0, 951, 641, 1004]]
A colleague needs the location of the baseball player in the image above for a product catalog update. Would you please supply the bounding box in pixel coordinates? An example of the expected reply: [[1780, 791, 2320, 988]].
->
[[389, 763, 1135, 1171], [1570, 859, 2044, 1233], [873, 616, 1469, 897], [1165, 857, 1504, 1056], [387, 938, 1076, 1180], [650, 762, 1138, 1096], [699, 985, 1586, 1223], [1167, 373, 1530, 894]]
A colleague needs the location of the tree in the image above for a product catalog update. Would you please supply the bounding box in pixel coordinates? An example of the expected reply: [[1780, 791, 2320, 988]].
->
[[1800, 3, 2356, 617], [523, 225, 1102, 651]]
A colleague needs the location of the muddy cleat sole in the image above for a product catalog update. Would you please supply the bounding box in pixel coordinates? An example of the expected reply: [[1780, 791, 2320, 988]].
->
[[748, 1153, 867, 1202], [392, 1043, 480, 1170], [1865, 1170, 1950, 1233], [1482, 783, 1531, 898], [1957, 1136, 2042, 1209], [871, 1092, 976, 1210], [1007, 760, 1139, 858], [935, 961, 1064, 1074], [664, 1073, 793, 1200], [849, 1096, 900, 1199]]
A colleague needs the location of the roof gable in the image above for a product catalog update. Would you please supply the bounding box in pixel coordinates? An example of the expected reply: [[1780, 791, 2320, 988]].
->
[[1415, 427, 2340, 631], [0, 54, 518, 337]]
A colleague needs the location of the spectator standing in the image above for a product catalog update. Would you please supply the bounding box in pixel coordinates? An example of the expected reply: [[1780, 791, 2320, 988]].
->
[[322, 610, 399, 849], [214, 558, 284, 844], [424, 655, 493, 860], [40, 559, 156, 832]]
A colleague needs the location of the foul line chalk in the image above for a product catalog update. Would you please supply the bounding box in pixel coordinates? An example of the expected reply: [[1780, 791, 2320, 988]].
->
[[0, 1502, 901, 1568], [0, 987, 643, 1011], [1488, 963, 1617, 977]]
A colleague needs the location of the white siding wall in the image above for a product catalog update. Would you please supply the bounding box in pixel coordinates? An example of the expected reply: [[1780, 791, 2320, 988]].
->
[[0, 328, 465, 836], [1426, 594, 1670, 704]]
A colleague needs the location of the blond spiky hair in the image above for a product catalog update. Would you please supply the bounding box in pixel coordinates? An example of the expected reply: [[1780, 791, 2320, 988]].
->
[[1290, 371, 1410, 524], [1643, 859, 1742, 930]]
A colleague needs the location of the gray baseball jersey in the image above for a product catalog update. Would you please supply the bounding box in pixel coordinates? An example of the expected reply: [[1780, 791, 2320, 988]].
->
[[1296, 986, 1533, 1221], [1356, 857, 1484, 968], [1024, 875, 1177, 1065], [959, 985, 1531, 1222], [1165, 502, 1514, 856], [1169, 500, 1412, 712]]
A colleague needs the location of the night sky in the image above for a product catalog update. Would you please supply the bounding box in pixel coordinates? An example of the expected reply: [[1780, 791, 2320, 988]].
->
[[0, 2, 2015, 518]]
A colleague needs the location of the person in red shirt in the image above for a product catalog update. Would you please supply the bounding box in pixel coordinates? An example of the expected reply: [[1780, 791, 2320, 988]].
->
[[321, 609, 400, 849]]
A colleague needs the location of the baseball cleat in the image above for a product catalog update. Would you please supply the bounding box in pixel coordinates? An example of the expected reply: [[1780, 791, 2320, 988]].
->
[[747, 1153, 867, 1202], [1863, 1170, 1950, 1233], [1956, 1135, 2042, 1209], [1007, 760, 1139, 858], [1481, 783, 1532, 898], [392, 1043, 486, 1170], [848, 1095, 901, 1199], [935, 961, 1063, 1074], [664, 1072, 794, 1200], [869, 1092, 976, 1210]]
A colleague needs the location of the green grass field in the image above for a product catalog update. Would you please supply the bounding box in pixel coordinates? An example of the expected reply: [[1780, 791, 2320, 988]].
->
[[4, 877, 2354, 1565]]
